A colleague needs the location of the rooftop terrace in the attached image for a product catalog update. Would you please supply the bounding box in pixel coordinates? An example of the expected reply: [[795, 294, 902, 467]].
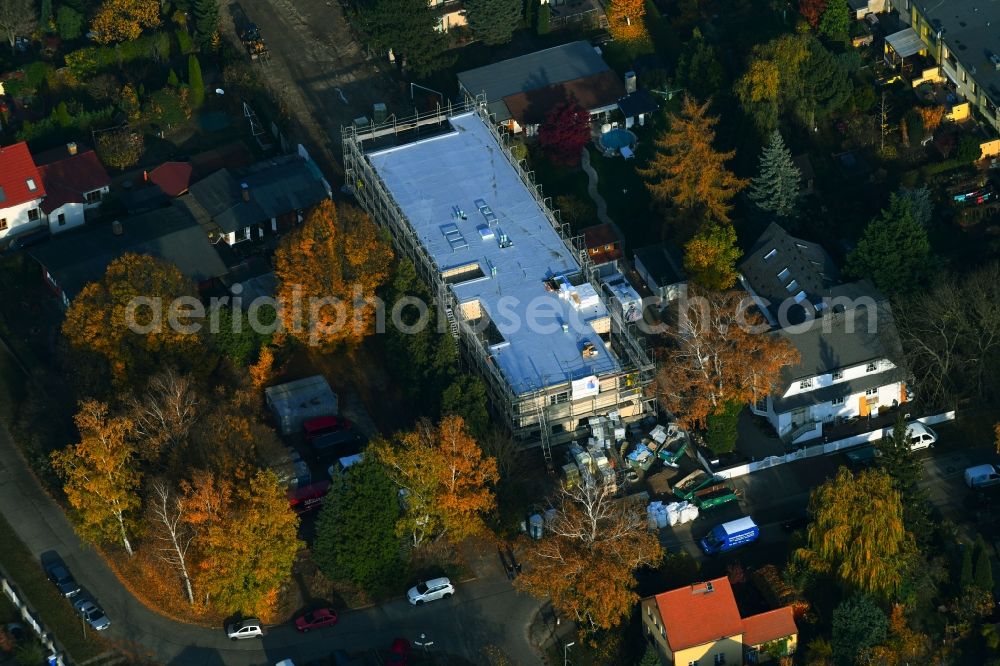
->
[[366, 112, 621, 395]]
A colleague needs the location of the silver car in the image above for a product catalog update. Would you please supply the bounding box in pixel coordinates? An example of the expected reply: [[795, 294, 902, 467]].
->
[[406, 577, 455, 605], [226, 618, 263, 640], [73, 599, 111, 631]]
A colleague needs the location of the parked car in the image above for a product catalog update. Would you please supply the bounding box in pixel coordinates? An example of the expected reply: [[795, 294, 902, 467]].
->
[[965, 464, 1000, 489], [294, 607, 338, 632], [44, 563, 80, 597], [226, 618, 263, 640], [287, 481, 331, 515], [311, 429, 365, 460], [73, 598, 111, 631], [303, 415, 353, 443], [884, 422, 938, 451], [406, 577, 454, 605], [385, 637, 411, 665]]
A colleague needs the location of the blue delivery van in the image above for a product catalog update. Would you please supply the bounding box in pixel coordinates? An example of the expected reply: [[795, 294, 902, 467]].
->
[[700, 516, 760, 555]]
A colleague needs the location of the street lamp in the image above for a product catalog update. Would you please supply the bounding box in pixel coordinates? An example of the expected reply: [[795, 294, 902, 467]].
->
[[564, 641, 576, 666]]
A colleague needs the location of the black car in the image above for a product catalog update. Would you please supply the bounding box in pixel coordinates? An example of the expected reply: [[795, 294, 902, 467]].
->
[[45, 563, 81, 597], [311, 429, 364, 459]]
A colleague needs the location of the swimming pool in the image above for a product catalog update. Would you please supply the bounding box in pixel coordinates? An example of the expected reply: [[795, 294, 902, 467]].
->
[[599, 128, 637, 152]]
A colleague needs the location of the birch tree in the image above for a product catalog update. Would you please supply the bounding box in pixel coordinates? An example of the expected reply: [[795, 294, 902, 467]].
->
[[130, 369, 200, 464], [52, 400, 141, 556], [0, 0, 36, 53], [146, 478, 196, 604], [657, 288, 799, 429], [515, 479, 663, 630]]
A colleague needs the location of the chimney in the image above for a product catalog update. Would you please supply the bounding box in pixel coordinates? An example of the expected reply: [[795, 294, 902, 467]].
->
[[241, 182, 250, 202], [66, 142, 78, 156], [624, 71, 637, 94], [112, 220, 123, 236]]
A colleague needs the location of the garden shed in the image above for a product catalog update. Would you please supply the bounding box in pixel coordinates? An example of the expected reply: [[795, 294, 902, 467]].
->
[[265, 375, 338, 435]]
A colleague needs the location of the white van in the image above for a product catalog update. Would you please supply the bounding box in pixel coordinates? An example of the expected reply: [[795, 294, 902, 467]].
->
[[965, 464, 1000, 489], [885, 422, 938, 451]]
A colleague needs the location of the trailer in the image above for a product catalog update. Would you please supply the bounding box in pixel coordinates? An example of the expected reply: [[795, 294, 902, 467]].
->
[[692, 486, 740, 510], [671, 470, 721, 500]]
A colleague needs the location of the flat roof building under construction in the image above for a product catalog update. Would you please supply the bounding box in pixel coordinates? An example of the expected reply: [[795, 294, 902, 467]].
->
[[366, 112, 619, 395], [344, 104, 654, 455]]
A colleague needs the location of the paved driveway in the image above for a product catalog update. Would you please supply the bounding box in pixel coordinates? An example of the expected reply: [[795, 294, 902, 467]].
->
[[0, 425, 542, 666]]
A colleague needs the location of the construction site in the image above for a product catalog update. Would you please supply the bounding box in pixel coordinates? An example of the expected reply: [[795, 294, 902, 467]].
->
[[342, 100, 656, 462]]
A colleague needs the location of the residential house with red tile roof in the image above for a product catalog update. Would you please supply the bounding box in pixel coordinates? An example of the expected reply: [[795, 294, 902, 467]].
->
[[34, 142, 111, 233], [581, 223, 623, 265], [0, 141, 46, 240], [640, 577, 797, 665]]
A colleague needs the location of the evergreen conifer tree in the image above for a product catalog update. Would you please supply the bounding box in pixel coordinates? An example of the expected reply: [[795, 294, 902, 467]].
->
[[188, 55, 204, 109], [961, 544, 974, 589], [975, 536, 994, 594], [748, 130, 801, 218]]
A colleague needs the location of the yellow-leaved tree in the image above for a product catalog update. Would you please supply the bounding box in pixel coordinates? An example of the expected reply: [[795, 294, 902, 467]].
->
[[515, 479, 663, 630], [638, 95, 747, 228], [51, 400, 142, 556], [606, 0, 649, 43], [795, 467, 910, 599], [683, 220, 742, 290], [62, 253, 210, 387], [274, 200, 393, 352], [372, 415, 498, 547], [91, 0, 160, 44], [197, 470, 302, 617]]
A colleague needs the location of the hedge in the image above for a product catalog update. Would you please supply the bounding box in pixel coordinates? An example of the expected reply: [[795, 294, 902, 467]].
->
[[64, 32, 171, 77], [17, 105, 115, 144], [0, 515, 106, 662]]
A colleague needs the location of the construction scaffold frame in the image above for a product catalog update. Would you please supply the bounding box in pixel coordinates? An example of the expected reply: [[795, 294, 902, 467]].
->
[[342, 98, 656, 458]]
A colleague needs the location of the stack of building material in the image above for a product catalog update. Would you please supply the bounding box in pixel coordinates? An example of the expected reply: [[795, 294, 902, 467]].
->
[[647, 500, 699, 529]]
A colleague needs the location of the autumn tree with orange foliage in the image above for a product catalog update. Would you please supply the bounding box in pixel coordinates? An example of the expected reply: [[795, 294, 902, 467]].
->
[[274, 200, 393, 352], [249, 346, 275, 390], [863, 604, 933, 665], [798, 0, 826, 27], [657, 288, 799, 429], [52, 400, 142, 556], [638, 96, 747, 230], [91, 0, 160, 44], [373, 415, 498, 547], [62, 253, 210, 387], [515, 479, 662, 630], [917, 105, 945, 134], [606, 0, 648, 43], [196, 470, 301, 616]]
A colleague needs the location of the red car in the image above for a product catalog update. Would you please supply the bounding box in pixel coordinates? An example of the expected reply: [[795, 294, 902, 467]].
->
[[303, 415, 353, 443], [294, 607, 339, 632], [287, 481, 331, 515], [385, 638, 411, 665]]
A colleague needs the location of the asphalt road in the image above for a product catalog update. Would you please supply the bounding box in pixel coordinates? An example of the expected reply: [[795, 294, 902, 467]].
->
[[0, 424, 542, 666]]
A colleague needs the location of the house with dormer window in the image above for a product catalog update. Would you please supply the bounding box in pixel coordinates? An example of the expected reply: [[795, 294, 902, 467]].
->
[[0, 141, 46, 241], [739, 223, 911, 444]]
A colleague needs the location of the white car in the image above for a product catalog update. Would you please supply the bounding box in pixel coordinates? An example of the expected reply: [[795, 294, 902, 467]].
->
[[226, 618, 263, 640], [407, 577, 454, 605], [905, 422, 937, 451]]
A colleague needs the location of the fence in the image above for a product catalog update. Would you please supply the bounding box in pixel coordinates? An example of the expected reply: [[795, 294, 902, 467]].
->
[[1, 568, 65, 665], [714, 411, 958, 480]]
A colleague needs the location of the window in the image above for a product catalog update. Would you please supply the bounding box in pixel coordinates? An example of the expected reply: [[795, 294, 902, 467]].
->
[[0, 219, 6, 230], [57, 214, 66, 226], [799, 379, 813, 389], [866, 362, 878, 372], [85, 190, 103, 204], [866, 387, 878, 396], [715, 655, 726, 665], [26, 178, 37, 191], [832, 370, 844, 381], [785, 279, 799, 293], [794, 290, 807, 304], [777, 267, 791, 281], [688, 661, 699, 666], [27, 208, 39, 221], [832, 396, 846, 405], [763, 248, 777, 261], [549, 392, 569, 406]]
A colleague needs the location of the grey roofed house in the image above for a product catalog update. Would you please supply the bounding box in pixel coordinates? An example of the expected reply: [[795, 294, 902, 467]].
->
[[457, 41, 614, 121], [29, 205, 228, 306], [176, 154, 330, 237], [771, 297, 907, 412], [738, 222, 841, 326]]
